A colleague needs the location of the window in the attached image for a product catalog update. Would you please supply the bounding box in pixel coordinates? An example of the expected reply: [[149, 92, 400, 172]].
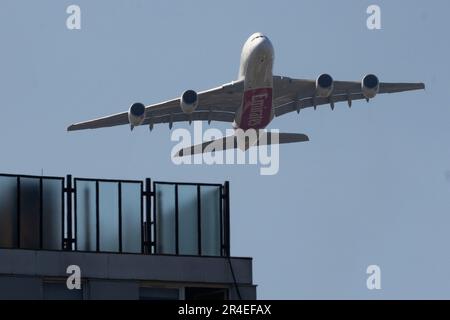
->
[[185, 287, 228, 300], [43, 281, 84, 300], [139, 287, 180, 300]]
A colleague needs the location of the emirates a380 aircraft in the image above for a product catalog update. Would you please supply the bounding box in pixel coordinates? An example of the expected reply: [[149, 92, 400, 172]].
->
[[68, 32, 425, 156]]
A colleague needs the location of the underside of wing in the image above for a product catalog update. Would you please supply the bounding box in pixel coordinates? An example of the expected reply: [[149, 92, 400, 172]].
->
[[142, 110, 236, 128], [68, 112, 128, 131], [67, 80, 244, 131], [272, 75, 425, 118]]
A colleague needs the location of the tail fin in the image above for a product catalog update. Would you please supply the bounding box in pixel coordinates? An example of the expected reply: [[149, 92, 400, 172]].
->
[[175, 132, 309, 157]]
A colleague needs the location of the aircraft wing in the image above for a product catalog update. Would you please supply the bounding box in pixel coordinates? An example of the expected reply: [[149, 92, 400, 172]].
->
[[68, 75, 425, 131], [272, 76, 425, 118], [67, 80, 244, 131]]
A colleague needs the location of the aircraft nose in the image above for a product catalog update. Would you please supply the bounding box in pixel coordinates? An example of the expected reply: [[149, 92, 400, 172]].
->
[[253, 35, 273, 55], [249, 32, 266, 41]]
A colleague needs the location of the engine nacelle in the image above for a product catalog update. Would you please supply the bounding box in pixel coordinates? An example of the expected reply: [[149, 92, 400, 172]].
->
[[362, 74, 380, 99], [180, 90, 198, 114], [128, 102, 146, 127], [315, 73, 334, 97]]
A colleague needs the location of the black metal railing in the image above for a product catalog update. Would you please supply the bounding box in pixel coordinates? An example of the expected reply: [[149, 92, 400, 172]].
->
[[0, 173, 230, 257]]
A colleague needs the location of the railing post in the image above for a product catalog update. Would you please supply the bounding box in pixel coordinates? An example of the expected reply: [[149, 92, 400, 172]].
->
[[39, 178, 43, 249], [16, 176, 21, 248], [64, 174, 74, 251], [197, 184, 202, 256], [95, 181, 100, 252], [223, 181, 231, 257], [118, 182, 123, 253], [175, 184, 179, 255], [144, 178, 152, 254]]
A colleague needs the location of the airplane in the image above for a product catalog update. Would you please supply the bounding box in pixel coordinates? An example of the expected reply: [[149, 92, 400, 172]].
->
[[68, 32, 425, 156]]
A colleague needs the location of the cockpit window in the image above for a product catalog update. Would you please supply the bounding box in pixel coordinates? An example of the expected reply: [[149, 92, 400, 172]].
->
[[251, 35, 265, 41]]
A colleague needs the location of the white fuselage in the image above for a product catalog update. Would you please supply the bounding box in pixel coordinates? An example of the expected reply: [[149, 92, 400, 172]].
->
[[234, 33, 275, 130]]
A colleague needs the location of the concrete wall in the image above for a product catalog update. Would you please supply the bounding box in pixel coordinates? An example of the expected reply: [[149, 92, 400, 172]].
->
[[0, 249, 256, 300]]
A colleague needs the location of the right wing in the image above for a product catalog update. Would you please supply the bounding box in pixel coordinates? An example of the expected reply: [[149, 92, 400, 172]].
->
[[67, 80, 244, 131], [272, 76, 425, 118]]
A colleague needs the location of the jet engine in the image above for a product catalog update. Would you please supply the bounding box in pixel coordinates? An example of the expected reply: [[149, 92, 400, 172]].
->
[[180, 90, 198, 114], [361, 74, 380, 99], [128, 102, 146, 127], [315, 73, 334, 97]]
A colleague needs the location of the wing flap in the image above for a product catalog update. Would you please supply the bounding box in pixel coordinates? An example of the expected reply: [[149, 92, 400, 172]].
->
[[142, 111, 236, 127]]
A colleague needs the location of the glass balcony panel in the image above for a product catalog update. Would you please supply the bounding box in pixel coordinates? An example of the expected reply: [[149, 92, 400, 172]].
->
[[121, 182, 142, 253], [42, 179, 63, 250], [155, 183, 176, 254], [200, 186, 221, 256], [75, 180, 97, 251], [0, 176, 18, 248], [178, 185, 198, 255], [19, 177, 40, 249], [99, 182, 119, 252]]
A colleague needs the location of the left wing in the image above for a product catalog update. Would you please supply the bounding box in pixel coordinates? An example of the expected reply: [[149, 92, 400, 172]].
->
[[67, 80, 244, 131], [272, 76, 425, 118]]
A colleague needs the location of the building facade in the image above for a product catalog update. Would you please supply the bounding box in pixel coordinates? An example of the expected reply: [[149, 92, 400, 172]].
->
[[0, 173, 256, 300]]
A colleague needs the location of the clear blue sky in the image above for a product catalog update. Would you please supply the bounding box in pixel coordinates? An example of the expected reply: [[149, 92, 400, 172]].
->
[[0, 0, 448, 299]]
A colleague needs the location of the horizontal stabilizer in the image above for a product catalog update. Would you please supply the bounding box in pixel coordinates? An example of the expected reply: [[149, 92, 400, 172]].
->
[[261, 132, 309, 145], [175, 132, 309, 157]]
